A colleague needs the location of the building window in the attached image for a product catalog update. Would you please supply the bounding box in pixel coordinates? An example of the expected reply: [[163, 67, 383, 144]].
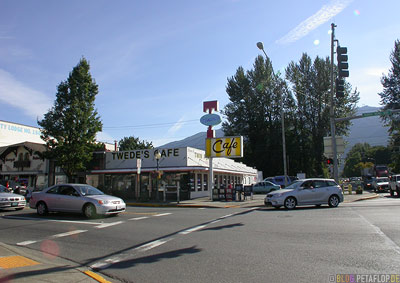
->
[[197, 173, 202, 191], [203, 174, 208, 191]]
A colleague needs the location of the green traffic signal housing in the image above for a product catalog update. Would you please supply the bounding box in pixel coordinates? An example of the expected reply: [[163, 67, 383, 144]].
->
[[336, 78, 345, 98], [337, 46, 349, 78]]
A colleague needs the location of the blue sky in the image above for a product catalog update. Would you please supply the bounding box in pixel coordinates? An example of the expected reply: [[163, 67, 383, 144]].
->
[[1, 0, 399, 146]]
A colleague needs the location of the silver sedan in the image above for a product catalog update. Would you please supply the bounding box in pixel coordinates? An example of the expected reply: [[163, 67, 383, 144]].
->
[[0, 185, 26, 211], [264, 178, 344, 209], [29, 184, 126, 218]]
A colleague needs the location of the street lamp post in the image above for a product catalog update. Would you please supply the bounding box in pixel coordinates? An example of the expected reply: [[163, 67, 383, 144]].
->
[[256, 42, 288, 187], [155, 151, 161, 202]]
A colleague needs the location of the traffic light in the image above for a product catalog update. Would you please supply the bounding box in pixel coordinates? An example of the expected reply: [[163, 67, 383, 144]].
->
[[336, 78, 345, 98], [337, 46, 349, 78], [327, 158, 333, 165]]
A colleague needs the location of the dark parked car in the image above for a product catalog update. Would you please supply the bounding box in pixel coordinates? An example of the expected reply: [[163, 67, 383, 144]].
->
[[252, 181, 281, 194], [0, 180, 27, 195]]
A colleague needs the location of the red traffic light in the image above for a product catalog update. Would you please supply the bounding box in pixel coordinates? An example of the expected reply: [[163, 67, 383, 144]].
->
[[327, 158, 333, 165]]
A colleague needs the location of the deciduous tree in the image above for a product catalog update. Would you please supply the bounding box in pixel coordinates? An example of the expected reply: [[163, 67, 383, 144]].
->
[[38, 58, 102, 182], [118, 136, 153, 151]]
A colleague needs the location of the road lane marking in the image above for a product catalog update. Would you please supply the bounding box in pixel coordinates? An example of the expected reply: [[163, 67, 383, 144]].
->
[[91, 208, 258, 270], [134, 239, 170, 252], [51, 230, 88, 238], [2, 215, 104, 225], [153, 213, 172, 217], [179, 225, 207, 235], [96, 221, 124, 229], [220, 214, 233, 219], [356, 211, 400, 255], [17, 240, 38, 246], [91, 238, 172, 270], [128, 216, 149, 221]]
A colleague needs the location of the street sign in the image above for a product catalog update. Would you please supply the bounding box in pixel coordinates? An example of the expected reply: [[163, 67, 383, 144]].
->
[[362, 111, 380, 117], [362, 111, 392, 117], [137, 159, 141, 174], [323, 136, 345, 157]]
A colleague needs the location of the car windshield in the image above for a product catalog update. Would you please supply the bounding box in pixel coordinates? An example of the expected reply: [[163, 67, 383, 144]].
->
[[377, 178, 389, 182], [0, 185, 10, 193], [76, 185, 104, 196], [284, 180, 302, 190]]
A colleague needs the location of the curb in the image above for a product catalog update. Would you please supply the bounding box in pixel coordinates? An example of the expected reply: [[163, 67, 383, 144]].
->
[[352, 194, 380, 202], [343, 194, 380, 203], [0, 242, 113, 283]]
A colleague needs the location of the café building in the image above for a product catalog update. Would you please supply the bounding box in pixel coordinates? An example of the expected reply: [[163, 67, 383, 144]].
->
[[87, 147, 258, 200]]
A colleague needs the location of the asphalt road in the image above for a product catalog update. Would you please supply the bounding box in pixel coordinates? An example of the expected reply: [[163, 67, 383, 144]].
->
[[1, 194, 400, 283]]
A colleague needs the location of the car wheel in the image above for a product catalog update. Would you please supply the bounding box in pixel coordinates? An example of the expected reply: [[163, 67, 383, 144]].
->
[[390, 189, 394, 197], [284, 197, 296, 209], [328, 195, 340, 208], [83, 204, 97, 219], [37, 202, 48, 216]]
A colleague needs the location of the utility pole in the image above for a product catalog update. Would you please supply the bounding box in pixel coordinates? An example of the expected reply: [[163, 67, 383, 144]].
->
[[330, 23, 339, 182]]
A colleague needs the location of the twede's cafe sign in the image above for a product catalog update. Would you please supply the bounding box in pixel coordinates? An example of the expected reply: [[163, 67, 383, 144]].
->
[[205, 136, 243, 158], [201, 100, 243, 158]]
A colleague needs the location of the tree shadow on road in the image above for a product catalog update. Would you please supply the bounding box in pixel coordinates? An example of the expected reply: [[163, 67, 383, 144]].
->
[[200, 223, 244, 231], [99, 246, 201, 270]]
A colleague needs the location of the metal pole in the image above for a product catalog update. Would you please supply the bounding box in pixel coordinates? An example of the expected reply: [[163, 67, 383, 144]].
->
[[280, 91, 288, 187], [209, 157, 214, 200], [258, 45, 288, 186], [156, 159, 159, 202], [330, 23, 339, 182]]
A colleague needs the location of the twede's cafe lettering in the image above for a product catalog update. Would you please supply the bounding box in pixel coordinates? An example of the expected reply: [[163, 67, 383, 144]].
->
[[205, 136, 243, 158]]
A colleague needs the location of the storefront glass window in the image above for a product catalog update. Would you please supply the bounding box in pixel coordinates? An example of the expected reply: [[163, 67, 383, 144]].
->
[[203, 174, 208, 191], [197, 173, 202, 191], [103, 174, 136, 199]]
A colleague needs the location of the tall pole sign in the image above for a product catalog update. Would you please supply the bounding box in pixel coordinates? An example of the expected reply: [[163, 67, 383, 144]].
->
[[201, 100, 220, 200]]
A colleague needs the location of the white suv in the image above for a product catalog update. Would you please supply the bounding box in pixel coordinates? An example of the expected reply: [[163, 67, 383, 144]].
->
[[389, 174, 400, 197], [264, 178, 344, 209]]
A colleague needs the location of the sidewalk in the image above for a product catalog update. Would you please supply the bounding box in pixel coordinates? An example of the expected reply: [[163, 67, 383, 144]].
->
[[0, 242, 114, 283], [125, 190, 380, 208], [0, 190, 378, 283]]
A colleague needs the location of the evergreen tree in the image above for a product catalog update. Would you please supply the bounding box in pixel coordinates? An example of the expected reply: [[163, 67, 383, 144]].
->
[[38, 58, 102, 182], [379, 40, 400, 171], [223, 53, 358, 178], [118, 136, 154, 151], [222, 55, 294, 176], [285, 54, 359, 176]]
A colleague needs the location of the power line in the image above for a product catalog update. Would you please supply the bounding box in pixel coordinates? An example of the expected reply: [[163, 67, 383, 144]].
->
[[103, 119, 200, 130]]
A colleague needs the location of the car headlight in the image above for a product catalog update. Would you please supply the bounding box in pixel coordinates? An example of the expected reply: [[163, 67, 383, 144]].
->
[[98, 200, 109, 205], [273, 193, 284, 198]]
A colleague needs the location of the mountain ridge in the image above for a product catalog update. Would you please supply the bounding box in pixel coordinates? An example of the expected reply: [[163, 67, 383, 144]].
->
[[159, 106, 390, 156]]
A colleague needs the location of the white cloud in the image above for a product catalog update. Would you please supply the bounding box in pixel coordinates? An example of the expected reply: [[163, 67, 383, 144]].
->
[[0, 69, 52, 119], [276, 0, 354, 44], [167, 116, 186, 135], [96, 130, 116, 144], [350, 67, 385, 107]]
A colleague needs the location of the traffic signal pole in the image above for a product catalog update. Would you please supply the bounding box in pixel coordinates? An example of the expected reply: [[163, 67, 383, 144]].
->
[[330, 23, 339, 182]]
